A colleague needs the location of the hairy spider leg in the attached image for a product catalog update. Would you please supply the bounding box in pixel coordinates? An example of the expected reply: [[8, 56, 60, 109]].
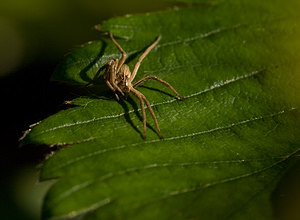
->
[[131, 88, 163, 139], [109, 32, 127, 72], [130, 35, 162, 82], [133, 75, 185, 100], [107, 62, 126, 97], [132, 89, 146, 138], [88, 32, 126, 85], [104, 75, 120, 100], [86, 63, 123, 100]]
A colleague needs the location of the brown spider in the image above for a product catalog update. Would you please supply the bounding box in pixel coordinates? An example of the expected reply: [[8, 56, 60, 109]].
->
[[87, 32, 184, 139]]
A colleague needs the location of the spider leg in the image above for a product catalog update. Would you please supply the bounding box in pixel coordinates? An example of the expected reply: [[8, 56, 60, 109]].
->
[[86, 64, 107, 86], [104, 79, 120, 101], [132, 88, 164, 139], [130, 35, 162, 82], [107, 65, 125, 98], [111, 81, 125, 97], [142, 93, 164, 139], [109, 32, 127, 72], [131, 88, 147, 139], [133, 75, 185, 99]]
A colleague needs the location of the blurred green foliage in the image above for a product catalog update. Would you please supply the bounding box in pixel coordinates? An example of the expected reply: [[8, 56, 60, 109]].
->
[[0, 0, 169, 77]]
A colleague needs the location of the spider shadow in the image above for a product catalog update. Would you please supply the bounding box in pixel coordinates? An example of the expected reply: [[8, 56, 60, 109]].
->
[[118, 83, 182, 139], [125, 39, 158, 65], [79, 87, 163, 139], [78, 38, 170, 139], [124, 50, 140, 65], [134, 85, 180, 99], [79, 41, 107, 83], [118, 95, 160, 139], [84, 84, 179, 139]]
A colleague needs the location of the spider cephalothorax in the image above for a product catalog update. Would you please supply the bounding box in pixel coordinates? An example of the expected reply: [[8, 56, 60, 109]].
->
[[88, 32, 184, 139]]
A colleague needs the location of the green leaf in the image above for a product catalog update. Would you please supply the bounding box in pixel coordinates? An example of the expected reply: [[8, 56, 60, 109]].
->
[[23, 0, 300, 219]]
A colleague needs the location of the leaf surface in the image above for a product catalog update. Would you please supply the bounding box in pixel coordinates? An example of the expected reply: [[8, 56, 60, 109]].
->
[[23, 0, 300, 219]]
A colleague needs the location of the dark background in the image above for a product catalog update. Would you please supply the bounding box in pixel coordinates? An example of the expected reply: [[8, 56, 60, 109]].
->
[[0, 1, 170, 219]]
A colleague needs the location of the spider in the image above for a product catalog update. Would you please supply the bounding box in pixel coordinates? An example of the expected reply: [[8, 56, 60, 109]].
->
[[87, 32, 184, 139]]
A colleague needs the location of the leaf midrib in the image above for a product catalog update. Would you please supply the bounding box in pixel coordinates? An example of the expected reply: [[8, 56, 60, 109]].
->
[[53, 156, 290, 203], [32, 68, 264, 138], [44, 106, 297, 174]]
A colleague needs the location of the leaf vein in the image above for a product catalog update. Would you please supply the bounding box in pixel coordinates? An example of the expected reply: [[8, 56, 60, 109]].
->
[[35, 69, 263, 136], [47, 107, 297, 172], [64, 24, 243, 69], [49, 197, 111, 220], [134, 147, 300, 209], [56, 157, 286, 202]]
